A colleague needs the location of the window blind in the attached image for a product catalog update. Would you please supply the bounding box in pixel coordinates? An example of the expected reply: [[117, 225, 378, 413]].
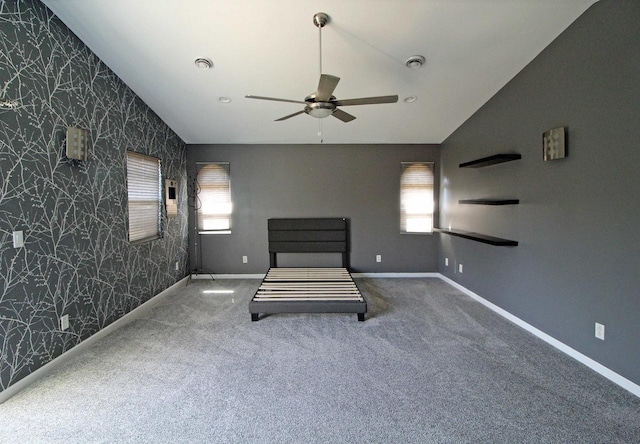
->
[[401, 162, 434, 233], [127, 152, 161, 243], [196, 163, 231, 233]]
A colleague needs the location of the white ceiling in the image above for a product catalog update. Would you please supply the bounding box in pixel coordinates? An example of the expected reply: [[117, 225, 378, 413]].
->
[[42, 0, 597, 145]]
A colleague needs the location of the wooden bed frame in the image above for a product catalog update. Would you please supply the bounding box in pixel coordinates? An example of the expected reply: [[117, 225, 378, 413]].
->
[[248, 218, 367, 322]]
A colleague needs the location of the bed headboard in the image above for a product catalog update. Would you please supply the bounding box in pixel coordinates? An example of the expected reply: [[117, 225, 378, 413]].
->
[[268, 218, 349, 268]]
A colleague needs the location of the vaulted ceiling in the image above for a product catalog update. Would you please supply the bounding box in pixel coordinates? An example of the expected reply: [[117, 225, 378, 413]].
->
[[42, 0, 598, 144]]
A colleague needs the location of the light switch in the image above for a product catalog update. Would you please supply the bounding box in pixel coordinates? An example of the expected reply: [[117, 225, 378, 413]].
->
[[60, 314, 69, 331]]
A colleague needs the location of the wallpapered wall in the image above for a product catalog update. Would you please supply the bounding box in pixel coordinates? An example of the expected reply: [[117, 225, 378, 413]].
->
[[0, 0, 189, 392]]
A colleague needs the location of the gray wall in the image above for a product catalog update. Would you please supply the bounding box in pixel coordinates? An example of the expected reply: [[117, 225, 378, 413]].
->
[[439, 0, 640, 385], [0, 1, 188, 393], [187, 144, 439, 274]]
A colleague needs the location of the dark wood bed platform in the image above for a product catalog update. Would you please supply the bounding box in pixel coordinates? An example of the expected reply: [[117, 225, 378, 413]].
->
[[249, 218, 367, 322]]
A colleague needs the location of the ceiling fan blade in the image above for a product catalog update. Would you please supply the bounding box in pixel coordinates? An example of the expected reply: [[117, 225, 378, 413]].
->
[[332, 95, 399, 106], [332, 108, 356, 123], [316, 74, 340, 102], [245, 95, 306, 105], [275, 110, 306, 121]]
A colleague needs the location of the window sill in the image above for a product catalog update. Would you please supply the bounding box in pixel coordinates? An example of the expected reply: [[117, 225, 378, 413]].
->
[[199, 230, 232, 235], [400, 231, 434, 235], [129, 234, 161, 245]]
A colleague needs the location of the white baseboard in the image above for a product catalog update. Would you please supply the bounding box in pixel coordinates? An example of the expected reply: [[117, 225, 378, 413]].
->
[[192, 273, 440, 280], [189, 273, 266, 279], [0, 276, 189, 404], [352, 272, 440, 278], [438, 274, 640, 398]]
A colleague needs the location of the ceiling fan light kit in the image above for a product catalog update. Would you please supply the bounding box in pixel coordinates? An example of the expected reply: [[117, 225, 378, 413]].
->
[[246, 12, 398, 124], [306, 102, 334, 118]]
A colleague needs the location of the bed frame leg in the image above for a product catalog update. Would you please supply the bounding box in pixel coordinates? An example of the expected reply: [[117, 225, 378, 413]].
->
[[357, 313, 365, 322], [251, 313, 259, 322]]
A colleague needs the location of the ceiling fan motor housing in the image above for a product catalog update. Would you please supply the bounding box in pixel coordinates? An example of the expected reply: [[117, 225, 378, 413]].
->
[[305, 93, 337, 104]]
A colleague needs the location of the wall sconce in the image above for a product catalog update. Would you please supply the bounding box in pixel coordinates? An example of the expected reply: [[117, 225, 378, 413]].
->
[[66, 127, 88, 161], [543, 126, 567, 161]]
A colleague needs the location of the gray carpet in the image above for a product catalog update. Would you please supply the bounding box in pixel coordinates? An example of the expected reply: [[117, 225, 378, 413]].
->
[[0, 278, 638, 443]]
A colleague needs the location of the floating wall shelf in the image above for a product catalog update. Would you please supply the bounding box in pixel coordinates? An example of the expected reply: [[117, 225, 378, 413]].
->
[[446, 152, 521, 246], [458, 199, 519, 205], [434, 228, 518, 247], [459, 154, 521, 168]]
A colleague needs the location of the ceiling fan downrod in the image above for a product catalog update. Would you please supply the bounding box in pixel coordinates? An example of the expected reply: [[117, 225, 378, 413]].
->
[[313, 13, 328, 76]]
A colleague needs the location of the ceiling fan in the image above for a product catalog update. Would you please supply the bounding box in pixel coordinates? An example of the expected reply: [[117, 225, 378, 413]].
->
[[245, 12, 398, 123]]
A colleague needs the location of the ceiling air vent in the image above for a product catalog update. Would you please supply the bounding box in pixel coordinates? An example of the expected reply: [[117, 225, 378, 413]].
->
[[405, 55, 425, 69]]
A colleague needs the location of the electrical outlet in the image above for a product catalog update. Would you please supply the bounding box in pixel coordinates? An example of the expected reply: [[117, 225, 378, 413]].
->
[[445, 257, 449, 266], [60, 314, 69, 331], [595, 322, 605, 340], [458, 263, 463, 273], [242, 256, 248, 264], [13, 231, 24, 248], [376, 255, 382, 263], [175, 261, 179, 271]]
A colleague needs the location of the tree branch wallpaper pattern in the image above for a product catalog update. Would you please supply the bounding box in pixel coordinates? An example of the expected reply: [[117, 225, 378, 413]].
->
[[0, 0, 189, 392]]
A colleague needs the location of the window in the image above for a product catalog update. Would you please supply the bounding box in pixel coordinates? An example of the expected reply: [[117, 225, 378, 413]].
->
[[400, 162, 434, 233], [126, 152, 161, 243], [196, 162, 231, 233]]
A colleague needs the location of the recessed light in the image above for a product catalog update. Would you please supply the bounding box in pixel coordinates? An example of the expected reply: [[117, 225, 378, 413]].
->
[[404, 96, 417, 103], [218, 97, 232, 103], [194, 57, 213, 69], [405, 55, 426, 69]]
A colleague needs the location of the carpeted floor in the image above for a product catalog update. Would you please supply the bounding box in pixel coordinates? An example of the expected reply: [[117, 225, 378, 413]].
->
[[0, 278, 638, 443]]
